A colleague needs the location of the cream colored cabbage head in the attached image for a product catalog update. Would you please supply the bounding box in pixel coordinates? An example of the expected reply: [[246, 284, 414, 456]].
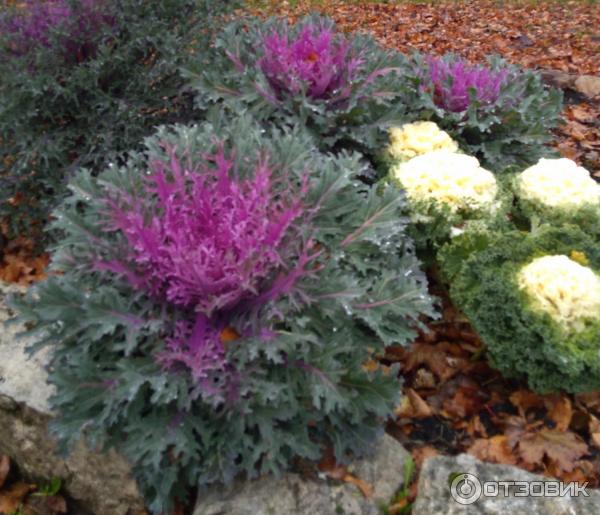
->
[[391, 150, 498, 213], [518, 254, 600, 333], [517, 158, 600, 209], [388, 121, 458, 161]]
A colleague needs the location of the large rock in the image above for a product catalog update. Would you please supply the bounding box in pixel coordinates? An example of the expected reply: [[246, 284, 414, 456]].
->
[[574, 75, 600, 99], [193, 434, 410, 515], [540, 69, 600, 99], [0, 283, 144, 515], [413, 453, 600, 515]]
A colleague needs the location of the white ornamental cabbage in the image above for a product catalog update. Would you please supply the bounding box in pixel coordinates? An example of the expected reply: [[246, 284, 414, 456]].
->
[[391, 150, 498, 214], [517, 255, 600, 333], [516, 158, 600, 210], [387, 121, 458, 161]]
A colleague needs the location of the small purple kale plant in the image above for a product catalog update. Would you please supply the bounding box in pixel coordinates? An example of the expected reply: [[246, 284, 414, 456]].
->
[[256, 22, 364, 101], [101, 145, 315, 393], [1, 0, 112, 61], [189, 16, 409, 154], [407, 53, 562, 170], [425, 55, 511, 112]]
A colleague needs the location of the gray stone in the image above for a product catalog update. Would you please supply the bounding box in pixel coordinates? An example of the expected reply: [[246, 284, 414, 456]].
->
[[0, 284, 53, 414], [540, 69, 600, 100], [574, 75, 600, 99], [413, 453, 600, 515], [193, 434, 410, 515], [0, 283, 144, 515]]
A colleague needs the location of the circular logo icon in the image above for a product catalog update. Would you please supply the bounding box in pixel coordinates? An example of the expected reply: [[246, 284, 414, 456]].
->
[[450, 473, 482, 505]]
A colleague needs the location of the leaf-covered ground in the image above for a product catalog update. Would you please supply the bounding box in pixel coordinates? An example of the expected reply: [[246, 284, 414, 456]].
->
[[0, 223, 48, 285], [249, 0, 600, 74]]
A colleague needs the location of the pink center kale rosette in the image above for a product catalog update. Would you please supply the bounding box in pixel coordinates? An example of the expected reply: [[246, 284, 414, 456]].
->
[[257, 21, 364, 102], [401, 53, 563, 171], [185, 15, 410, 156], [98, 141, 316, 402], [11, 116, 436, 512]]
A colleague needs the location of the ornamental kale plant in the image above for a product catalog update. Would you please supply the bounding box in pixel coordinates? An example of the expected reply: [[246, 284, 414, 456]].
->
[[107, 150, 308, 315], [404, 54, 563, 171], [184, 15, 412, 157], [257, 22, 363, 101], [101, 144, 313, 392], [0, 0, 236, 244], [10, 116, 436, 512], [0, 0, 112, 61], [426, 55, 509, 113], [439, 224, 600, 394]]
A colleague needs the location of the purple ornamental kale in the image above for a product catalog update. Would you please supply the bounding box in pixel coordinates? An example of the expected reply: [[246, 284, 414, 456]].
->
[[1, 0, 112, 61], [256, 22, 364, 101], [425, 56, 510, 112], [107, 147, 310, 315], [101, 146, 316, 394]]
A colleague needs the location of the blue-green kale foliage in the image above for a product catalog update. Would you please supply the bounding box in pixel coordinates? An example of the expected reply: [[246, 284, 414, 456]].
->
[[10, 116, 436, 512], [0, 0, 236, 242]]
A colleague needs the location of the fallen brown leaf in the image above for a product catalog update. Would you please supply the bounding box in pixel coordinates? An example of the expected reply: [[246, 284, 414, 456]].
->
[[518, 429, 588, 473], [509, 390, 545, 417], [465, 415, 488, 438], [589, 415, 600, 450], [575, 390, 600, 412], [403, 342, 467, 382], [468, 435, 518, 466], [396, 388, 433, 419], [570, 105, 595, 123], [0, 482, 36, 514], [545, 395, 572, 432], [0, 456, 9, 490], [317, 446, 347, 480], [343, 473, 373, 498], [442, 385, 485, 419]]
